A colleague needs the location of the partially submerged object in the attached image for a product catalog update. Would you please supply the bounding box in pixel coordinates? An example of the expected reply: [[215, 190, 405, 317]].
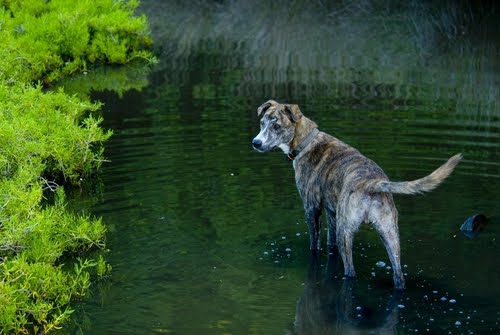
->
[[460, 214, 488, 238]]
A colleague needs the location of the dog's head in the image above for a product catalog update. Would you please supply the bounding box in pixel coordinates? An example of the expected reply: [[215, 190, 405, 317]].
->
[[252, 100, 303, 153]]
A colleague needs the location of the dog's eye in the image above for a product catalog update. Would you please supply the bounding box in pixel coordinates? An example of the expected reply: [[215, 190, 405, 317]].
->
[[273, 123, 281, 130]]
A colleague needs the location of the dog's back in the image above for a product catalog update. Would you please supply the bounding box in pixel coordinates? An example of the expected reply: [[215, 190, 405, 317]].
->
[[294, 131, 392, 207], [294, 128, 461, 200]]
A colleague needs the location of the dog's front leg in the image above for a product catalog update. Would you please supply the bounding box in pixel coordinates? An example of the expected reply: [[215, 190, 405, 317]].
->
[[305, 207, 322, 250]]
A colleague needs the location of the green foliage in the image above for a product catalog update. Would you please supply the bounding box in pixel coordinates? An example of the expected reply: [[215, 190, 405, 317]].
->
[[95, 254, 112, 279], [0, 0, 154, 84], [0, 84, 111, 332], [0, 83, 111, 183], [0, 0, 154, 333], [0, 256, 105, 334]]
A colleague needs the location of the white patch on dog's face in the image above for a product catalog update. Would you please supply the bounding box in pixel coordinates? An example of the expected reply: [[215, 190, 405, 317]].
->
[[252, 112, 295, 153]]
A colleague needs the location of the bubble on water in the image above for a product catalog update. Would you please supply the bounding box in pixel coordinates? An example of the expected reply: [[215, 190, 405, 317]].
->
[[296, 233, 301, 236], [376, 261, 386, 267], [356, 306, 362, 311], [371, 272, 376, 276], [432, 290, 438, 294], [356, 314, 362, 318], [455, 321, 462, 326], [263, 251, 269, 255], [282, 236, 286, 240], [398, 304, 405, 309], [285, 248, 292, 252], [386, 266, 391, 270], [429, 318, 434, 322], [449, 299, 457, 303], [441, 297, 448, 302], [274, 260, 279, 263]]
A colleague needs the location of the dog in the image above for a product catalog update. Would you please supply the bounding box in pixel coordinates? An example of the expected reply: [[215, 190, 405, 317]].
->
[[251, 100, 462, 289]]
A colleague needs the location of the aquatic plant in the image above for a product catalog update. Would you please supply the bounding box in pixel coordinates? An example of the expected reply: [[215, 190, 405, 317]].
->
[[0, 0, 153, 333]]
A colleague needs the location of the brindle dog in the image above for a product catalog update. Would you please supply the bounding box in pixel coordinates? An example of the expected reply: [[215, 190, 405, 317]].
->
[[252, 100, 462, 289]]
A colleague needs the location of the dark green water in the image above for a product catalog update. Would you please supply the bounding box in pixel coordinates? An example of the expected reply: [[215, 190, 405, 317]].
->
[[69, 1, 499, 334]]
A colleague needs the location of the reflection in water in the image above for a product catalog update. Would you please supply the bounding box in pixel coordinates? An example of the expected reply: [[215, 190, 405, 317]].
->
[[143, 0, 499, 118], [290, 252, 402, 335]]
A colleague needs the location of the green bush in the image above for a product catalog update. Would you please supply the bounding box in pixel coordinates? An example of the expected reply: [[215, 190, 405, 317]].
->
[[0, 84, 111, 183], [0, 0, 153, 333], [0, 0, 153, 84]]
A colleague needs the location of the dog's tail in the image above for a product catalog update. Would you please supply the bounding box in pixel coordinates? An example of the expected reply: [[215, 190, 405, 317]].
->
[[368, 153, 462, 195]]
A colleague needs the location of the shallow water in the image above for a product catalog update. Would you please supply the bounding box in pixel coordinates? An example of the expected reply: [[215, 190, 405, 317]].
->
[[69, 1, 499, 334]]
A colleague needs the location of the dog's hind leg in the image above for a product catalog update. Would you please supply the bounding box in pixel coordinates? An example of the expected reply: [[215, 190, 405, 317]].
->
[[373, 218, 406, 290], [336, 220, 357, 278], [326, 208, 337, 251], [305, 207, 322, 250]]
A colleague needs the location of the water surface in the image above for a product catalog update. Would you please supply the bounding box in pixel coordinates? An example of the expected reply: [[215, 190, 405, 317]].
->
[[69, 1, 499, 334]]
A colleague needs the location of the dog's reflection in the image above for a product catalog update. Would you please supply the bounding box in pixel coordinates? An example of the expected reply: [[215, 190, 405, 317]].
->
[[288, 251, 402, 335]]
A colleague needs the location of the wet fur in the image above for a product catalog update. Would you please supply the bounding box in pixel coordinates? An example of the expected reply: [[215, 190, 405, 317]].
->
[[252, 100, 462, 290]]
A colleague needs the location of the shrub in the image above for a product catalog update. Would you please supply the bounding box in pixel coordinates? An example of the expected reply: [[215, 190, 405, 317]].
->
[[0, 0, 153, 333], [0, 0, 154, 84]]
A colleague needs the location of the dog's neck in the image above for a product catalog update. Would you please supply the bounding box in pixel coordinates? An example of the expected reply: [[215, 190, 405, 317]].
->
[[281, 117, 318, 160], [291, 117, 318, 148]]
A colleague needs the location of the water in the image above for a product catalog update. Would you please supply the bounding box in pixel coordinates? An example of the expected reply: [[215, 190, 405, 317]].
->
[[67, 1, 499, 334]]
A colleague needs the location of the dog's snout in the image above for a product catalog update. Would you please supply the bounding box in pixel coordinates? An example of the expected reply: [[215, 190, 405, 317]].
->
[[252, 138, 262, 149]]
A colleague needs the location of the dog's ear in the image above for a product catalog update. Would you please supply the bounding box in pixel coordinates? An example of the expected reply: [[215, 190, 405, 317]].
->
[[284, 104, 303, 123], [257, 100, 277, 116]]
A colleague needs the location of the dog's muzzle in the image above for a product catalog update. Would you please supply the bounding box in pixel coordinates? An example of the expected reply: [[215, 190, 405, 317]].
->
[[252, 138, 263, 151]]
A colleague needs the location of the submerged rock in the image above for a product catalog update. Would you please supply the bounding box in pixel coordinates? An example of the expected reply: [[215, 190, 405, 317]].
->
[[460, 214, 488, 239]]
